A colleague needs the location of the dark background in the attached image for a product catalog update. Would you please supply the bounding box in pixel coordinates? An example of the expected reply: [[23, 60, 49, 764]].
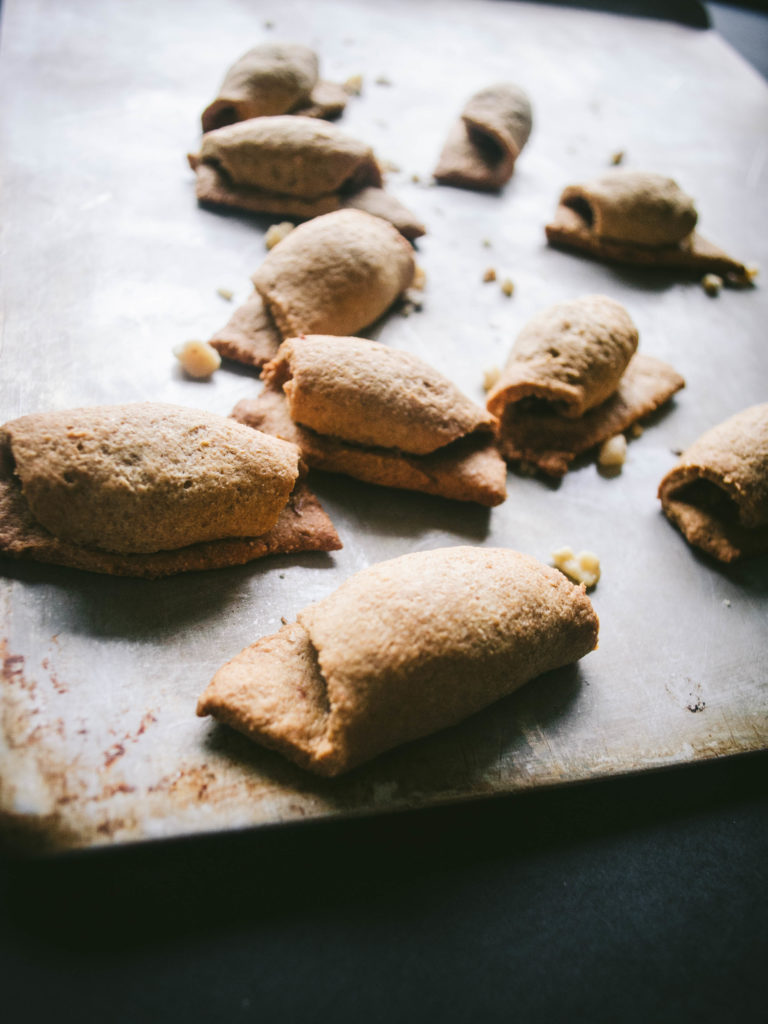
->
[[1, 3, 766, 1022]]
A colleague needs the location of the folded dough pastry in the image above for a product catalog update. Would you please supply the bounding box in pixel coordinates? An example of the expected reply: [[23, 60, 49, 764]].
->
[[209, 209, 416, 370], [232, 335, 507, 506], [658, 403, 768, 562], [189, 116, 425, 240], [486, 295, 685, 476], [433, 83, 532, 190], [201, 42, 347, 133], [545, 170, 752, 285], [0, 403, 340, 578], [197, 546, 599, 776]]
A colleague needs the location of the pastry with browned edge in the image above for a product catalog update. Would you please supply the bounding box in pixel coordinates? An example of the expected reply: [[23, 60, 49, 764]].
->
[[486, 294, 685, 476], [232, 335, 507, 506], [201, 42, 347, 133], [434, 83, 532, 190], [189, 116, 425, 239], [0, 403, 340, 578], [197, 546, 599, 776], [209, 209, 416, 370], [658, 403, 768, 562], [545, 170, 753, 285]]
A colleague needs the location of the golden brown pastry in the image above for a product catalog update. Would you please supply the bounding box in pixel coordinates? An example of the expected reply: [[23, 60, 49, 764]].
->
[[545, 170, 752, 285], [658, 403, 768, 562], [201, 42, 347, 133], [197, 546, 599, 776], [433, 83, 533, 190], [232, 335, 507, 506], [209, 209, 416, 371], [0, 403, 340, 578], [189, 116, 424, 239], [486, 295, 685, 476]]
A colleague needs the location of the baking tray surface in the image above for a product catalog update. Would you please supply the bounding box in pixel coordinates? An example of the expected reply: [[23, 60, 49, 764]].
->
[[1, 0, 766, 852]]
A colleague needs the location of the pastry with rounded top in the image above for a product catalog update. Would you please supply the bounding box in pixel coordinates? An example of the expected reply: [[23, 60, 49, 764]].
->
[[197, 545, 599, 776], [189, 116, 425, 239], [658, 403, 768, 562], [209, 209, 416, 371], [201, 42, 347, 133], [0, 402, 340, 577], [434, 83, 533, 190], [487, 295, 685, 476], [545, 169, 752, 285], [232, 334, 507, 506]]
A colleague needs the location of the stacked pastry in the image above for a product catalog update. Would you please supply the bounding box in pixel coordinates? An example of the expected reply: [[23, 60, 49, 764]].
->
[[486, 295, 685, 477]]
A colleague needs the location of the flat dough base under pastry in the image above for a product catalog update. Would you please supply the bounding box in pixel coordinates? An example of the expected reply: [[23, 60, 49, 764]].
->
[[498, 353, 685, 476], [546, 204, 752, 285], [232, 390, 507, 506], [208, 291, 282, 370], [192, 166, 425, 240], [0, 473, 340, 579], [192, 162, 342, 220]]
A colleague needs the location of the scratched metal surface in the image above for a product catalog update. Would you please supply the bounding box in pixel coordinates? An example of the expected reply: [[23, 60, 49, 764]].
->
[[0, 0, 766, 853]]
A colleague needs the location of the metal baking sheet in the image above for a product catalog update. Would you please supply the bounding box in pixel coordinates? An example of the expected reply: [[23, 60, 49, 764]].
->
[[1, 0, 766, 853]]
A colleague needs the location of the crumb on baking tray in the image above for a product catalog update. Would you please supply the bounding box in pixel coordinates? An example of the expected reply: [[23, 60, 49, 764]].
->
[[500, 277, 515, 297], [597, 433, 627, 469], [343, 74, 363, 95], [412, 265, 427, 290], [552, 547, 601, 589], [483, 267, 497, 283], [483, 366, 501, 392], [174, 340, 221, 379], [265, 221, 296, 250], [216, 286, 234, 301], [702, 273, 723, 296]]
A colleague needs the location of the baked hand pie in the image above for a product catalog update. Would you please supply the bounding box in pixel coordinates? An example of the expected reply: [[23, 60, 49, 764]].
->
[[658, 403, 768, 562], [0, 403, 340, 578], [201, 42, 348, 133], [486, 294, 685, 476], [197, 546, 599, 776], [433, 83, 533, 190], [189, 115, 425, 239], [231, 334, 507, 506], [208, 209, 416, 371], [545, 170, 753, 285]]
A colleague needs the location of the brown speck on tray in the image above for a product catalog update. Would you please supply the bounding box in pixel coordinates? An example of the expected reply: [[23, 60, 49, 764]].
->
[[104, 742, 126, 768]]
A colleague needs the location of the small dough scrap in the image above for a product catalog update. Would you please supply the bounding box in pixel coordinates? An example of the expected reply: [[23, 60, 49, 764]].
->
[[201, 43, 345, 133], [487, 296, 684, 476], [434, 83, 533, 190], [233, 335, 507, 507], [197, 546, 599, 775], [546, 169, 752, 285], [658, 403, 768, 562], [0, 403, 341, 576]]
